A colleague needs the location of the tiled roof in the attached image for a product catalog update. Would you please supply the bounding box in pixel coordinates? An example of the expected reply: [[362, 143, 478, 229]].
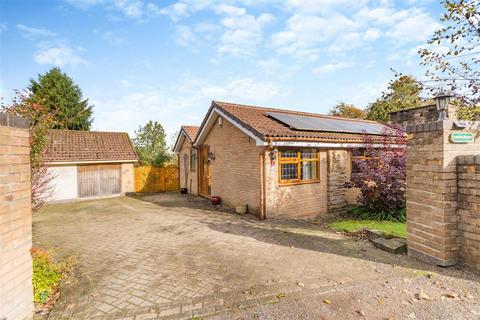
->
[[182, 125, 199, 142], [44, 129, 138, 163], [211, 101, 386, 143]]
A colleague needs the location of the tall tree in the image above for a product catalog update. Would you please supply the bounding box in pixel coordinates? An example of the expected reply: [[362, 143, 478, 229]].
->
[[366, 74, 423, 122], [419, 0, 480, 119], [28, 67, 93, 130], [328, 102, 366, 119], [133, 121, 171, 166]]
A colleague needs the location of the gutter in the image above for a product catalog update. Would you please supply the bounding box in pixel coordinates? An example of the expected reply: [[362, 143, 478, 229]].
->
[[46, 159, 138, 165]]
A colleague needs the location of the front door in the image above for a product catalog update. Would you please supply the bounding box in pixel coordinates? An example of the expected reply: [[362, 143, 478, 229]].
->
[[199, 146, 211, 196]]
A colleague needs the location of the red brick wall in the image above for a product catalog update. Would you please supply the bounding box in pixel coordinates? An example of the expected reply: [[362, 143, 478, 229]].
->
[[202, 116, 263, 214], [0, 116, 33, 320]]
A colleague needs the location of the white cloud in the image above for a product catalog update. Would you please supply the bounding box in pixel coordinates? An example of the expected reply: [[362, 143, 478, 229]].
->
[[91, 75, 288, 142], [285, 0, 367, 14], [111, 0, 144, 19], [0, 24, 7, 33], [270, 13, 356, 60], [175, 25, 196, 47], [101, 31, 127, 45], [64, 0, 105, 8], [312, 61, 354, 75], [347, 79, 389, 108], [363, 28, 381, 42], [216, 5, 275, 57], [17, 24, 56, 39], [34, 47, 89, 67], [257, 58, 298, 79], [201, 78, 286, 103], [156, 2, 189, 20], [386, 10, 439, 42]]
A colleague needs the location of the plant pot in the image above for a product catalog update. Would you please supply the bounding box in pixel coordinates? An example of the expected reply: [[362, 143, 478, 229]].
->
[[180, 188, 188, 194], [211, 196, 221, 205], [235, 205, 247, 215]]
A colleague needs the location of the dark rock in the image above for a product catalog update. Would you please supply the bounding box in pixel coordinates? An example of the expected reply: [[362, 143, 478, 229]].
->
[[364, 228, 385, 241]]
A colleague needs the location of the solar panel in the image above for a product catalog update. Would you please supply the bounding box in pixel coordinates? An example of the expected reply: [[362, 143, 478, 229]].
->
[[266, 112, 386, 135]]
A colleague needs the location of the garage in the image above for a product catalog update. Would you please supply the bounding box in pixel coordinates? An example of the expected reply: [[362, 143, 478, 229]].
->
[[43, 129, 138, 202]]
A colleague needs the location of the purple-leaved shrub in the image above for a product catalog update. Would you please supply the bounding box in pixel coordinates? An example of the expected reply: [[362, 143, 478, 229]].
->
[[349, 124, 407, 221]]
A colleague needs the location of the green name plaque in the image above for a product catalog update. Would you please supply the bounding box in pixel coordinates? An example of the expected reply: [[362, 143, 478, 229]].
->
[[450, 132, 474, 143]]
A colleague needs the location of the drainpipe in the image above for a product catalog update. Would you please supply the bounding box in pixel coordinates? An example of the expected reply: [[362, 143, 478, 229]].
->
[[259, 139, 273, 221], [259, 152, 265, 220]]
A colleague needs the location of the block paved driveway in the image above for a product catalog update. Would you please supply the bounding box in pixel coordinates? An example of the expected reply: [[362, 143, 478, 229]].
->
[[33, 194, 480, 319]]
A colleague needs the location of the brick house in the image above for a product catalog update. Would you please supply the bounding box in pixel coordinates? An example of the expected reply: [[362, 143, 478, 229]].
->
[[44, 129, 138, 202], [173, 125, 200, 195], [174, 101, 389, 219]]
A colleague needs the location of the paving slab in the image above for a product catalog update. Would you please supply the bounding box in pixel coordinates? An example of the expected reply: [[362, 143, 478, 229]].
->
[[32, 194, 480, 319]]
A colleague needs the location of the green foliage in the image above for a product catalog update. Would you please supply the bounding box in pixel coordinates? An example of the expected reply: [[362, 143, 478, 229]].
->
[[347, 205, 406, 223], [2, 91, 58, 168], [328, 102, 366, 119], [2, 92, 59, 211], [420, 0, 480, 106], [329, 219, 407, 239], [31, 248, 71, 304], [457, 104, 480, 120], [366, 74, 422, 122], [28, 67, 93, 130], [133, 120, 171, 166]]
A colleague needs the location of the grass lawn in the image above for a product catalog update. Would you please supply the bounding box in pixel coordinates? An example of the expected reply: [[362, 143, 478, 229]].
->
[[329, 219, 407, 239]]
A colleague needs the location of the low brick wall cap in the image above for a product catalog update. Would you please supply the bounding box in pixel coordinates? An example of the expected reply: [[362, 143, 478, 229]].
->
[[457, 155, 480, 165]]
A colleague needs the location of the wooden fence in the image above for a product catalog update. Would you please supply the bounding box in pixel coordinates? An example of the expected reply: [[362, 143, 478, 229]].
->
[[134, 165, 179, 193]]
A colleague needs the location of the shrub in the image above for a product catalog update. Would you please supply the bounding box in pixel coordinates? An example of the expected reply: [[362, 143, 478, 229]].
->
[[349, 124, 406, 221], [347, 205, 406, 223], [31, 248, 70, 304]]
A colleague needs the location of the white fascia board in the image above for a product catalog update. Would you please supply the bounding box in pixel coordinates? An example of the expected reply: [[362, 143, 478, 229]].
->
[[46, 159, 138, 165], [173, 132, 186, 153], [195, 107, 267, 147], [271, 141, 403, 148]]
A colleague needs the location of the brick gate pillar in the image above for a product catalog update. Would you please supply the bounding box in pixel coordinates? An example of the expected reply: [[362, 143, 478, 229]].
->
[[406, 118, 480, 267], [0, 113, 33, 320]]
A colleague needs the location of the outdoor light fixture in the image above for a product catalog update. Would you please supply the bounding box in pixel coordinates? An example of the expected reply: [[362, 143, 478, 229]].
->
[[208, 151, 215, 161], [434, 92, 452, 121]]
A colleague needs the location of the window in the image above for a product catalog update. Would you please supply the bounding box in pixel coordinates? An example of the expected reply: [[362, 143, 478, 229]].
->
[[190, 149, 197, 172], [183, 154, 189, 172], [278, 149, 320, 185], [351, 149, 378, 174]]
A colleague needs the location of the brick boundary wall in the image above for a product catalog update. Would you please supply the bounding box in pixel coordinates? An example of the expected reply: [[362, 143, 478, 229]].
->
[[0, 113, 33, 320], [400, 114, 480, 271], [457, 155, 480, 272]]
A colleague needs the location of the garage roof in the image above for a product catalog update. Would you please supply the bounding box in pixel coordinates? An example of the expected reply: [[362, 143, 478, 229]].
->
[[44, 129, 138, 163]]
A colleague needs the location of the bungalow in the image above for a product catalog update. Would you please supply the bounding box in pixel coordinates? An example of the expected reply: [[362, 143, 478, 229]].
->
[[174, 101, 389, 220], [44, 129, 138, 202]]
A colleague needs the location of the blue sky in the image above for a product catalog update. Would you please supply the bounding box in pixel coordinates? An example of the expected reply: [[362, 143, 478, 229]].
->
[[0, 0, 444, 141]]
